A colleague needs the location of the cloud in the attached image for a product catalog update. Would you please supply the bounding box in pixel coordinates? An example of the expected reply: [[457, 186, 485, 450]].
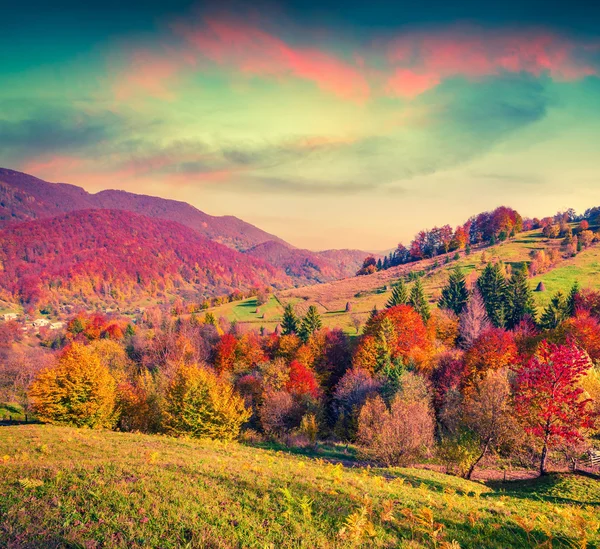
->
[[0, 106, 126, 162], [176, 17, 371, 102], [385, 27, 598, 97]]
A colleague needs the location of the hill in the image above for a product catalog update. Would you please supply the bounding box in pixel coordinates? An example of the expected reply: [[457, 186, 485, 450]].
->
[[244, 241, 367, 284], [201, 227, 600, 333], [0, 168, 370, 290], [1, 424, 599, 548], [0, 168, 286, 251], [0, 209, 290, 310]]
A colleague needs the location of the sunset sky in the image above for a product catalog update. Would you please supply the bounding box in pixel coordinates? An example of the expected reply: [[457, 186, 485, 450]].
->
[[2, 0, 600, 250]]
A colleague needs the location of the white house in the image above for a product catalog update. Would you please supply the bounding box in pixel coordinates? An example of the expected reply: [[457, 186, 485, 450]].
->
[[32, 318, 50, 328], [2, 313, 18, 321], [49, 321, 65, 330]]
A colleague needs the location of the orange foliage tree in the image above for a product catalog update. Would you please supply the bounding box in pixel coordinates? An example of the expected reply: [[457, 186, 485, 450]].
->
[[29, 343, 117, 428]]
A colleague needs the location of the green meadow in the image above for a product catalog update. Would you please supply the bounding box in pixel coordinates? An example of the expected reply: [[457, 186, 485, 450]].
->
[[203, 228, 600, 333], [1, 425, 599, 548]]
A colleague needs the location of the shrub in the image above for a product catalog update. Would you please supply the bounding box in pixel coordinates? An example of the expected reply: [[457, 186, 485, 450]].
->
[[259, 390, 302, 438], [164, 363, 250, 440], [29, 343, 117, 428], [357, 373, 434, 466], [333, 368, 382, 441], [117, 369, 163, 433]]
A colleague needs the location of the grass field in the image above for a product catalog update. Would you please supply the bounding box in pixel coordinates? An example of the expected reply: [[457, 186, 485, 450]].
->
[[1, 425, 599, 548], [202, 229, 600, 333]]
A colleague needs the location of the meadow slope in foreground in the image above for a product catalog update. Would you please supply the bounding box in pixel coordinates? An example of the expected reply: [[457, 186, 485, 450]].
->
[[1, 425, 599, 549]]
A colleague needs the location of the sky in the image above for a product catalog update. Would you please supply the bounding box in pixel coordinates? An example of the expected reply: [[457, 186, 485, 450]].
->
[[1, 0, 600, 251]]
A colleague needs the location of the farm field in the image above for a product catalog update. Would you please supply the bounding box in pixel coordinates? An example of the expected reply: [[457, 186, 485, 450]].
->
[[203, 228, 600, 333], [1, 424, 599, 549]]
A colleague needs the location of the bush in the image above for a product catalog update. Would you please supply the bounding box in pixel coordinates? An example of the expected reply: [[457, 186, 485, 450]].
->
[[29, 343, 117, 428], [259, 390, 302, 438], [164, 363, 250, 440], [438, 430, 481, 477], [357, 373, 434, 466]]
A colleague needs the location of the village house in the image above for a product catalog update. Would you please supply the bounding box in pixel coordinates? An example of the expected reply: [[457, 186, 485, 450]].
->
[[49, 321, 65, 330], [2, 313, 18, 321], [32, 318, 50, 328]]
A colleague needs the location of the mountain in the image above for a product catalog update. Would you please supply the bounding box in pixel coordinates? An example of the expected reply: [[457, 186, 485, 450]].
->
[[244, 241, 367, 283], [0, 168, 286, 251], [0, 209, 291, 311]]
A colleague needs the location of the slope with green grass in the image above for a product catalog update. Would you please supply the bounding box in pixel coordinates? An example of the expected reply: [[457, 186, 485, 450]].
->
[[1, 425, 599, 548], [202, 228, 600, 333]]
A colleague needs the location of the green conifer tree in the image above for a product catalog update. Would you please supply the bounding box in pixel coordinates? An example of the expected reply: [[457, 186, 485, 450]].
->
[[506, 264, 537, 328], [386, 280, 408, 308], [438, 267, 469, 315], [281, 303, 299, 335], [408, 278, 431, 322], [539, 291, 569, 329], [477, 262, 509, 328], [567, 282, 580, 317], [299, 305, 322, 342]]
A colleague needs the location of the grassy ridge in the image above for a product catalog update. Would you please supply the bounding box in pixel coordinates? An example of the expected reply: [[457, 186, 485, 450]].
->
[[204, 229, 600, 333], [1, 425, 599, 548]]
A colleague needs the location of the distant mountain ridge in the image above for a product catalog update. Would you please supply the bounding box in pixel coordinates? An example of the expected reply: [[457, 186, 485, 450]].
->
[[0, 168, 370, 308], [0, 168, 286, 251], [0, 209, 291, 310]]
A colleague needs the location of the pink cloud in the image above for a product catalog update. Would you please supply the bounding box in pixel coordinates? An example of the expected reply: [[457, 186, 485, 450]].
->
[[385, 29, 597, 96], [178, 18, 370, 102], [113, 48, 196, 101], [107, 20, 598, 103], [385, 69, 441, 98]]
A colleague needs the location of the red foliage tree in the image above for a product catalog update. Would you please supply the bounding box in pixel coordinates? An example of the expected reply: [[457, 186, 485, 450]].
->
[[463, 328, 517, 388], [561, 312, 600, 361], [513, 342, 595, 475], [286, 360, 320, 399], [214, 333, 238, 372]]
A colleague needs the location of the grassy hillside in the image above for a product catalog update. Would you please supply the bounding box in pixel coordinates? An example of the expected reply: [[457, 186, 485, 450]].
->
[[203, 228, 600, 333], [1, 425, 599, 548]]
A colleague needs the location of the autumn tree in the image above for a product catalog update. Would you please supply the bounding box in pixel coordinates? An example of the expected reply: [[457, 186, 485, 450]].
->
[[386, 280, 408, 308], [461, 369, 518, 479], [439, 267, 469, 316], [513, 342, 595, 475], [463, 328, 518, 388], [408, 278, 430, 322], [281, 303, 299, 336], [506, 264, 536, 329], [164, 363, 250, 440], [29, 343, 117, 428], [299, 305, 322, 342], [357, 373, 434, 466], [477, 262, 509, 328], [459, 288, 491, 348]]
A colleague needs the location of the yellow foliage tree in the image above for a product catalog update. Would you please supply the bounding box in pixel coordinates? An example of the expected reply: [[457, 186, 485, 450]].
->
[[28, 343, 117, 428], [164, 363, 250, 440]]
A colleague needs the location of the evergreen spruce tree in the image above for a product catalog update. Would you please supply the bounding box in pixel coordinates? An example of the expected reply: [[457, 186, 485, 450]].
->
[[477, 262, 509, 328], [539, 291, 569, 329], [408, 278, 431, 322], [376, 258, 383, 271], [364, 305, 379, 334], [281, 303, 299, 335], [567, 282, 580, 317], [438, 267, 469, 315], [386, 280, 408, 308], [506, 264, 536, 328], [299, 305, 322, 342]]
